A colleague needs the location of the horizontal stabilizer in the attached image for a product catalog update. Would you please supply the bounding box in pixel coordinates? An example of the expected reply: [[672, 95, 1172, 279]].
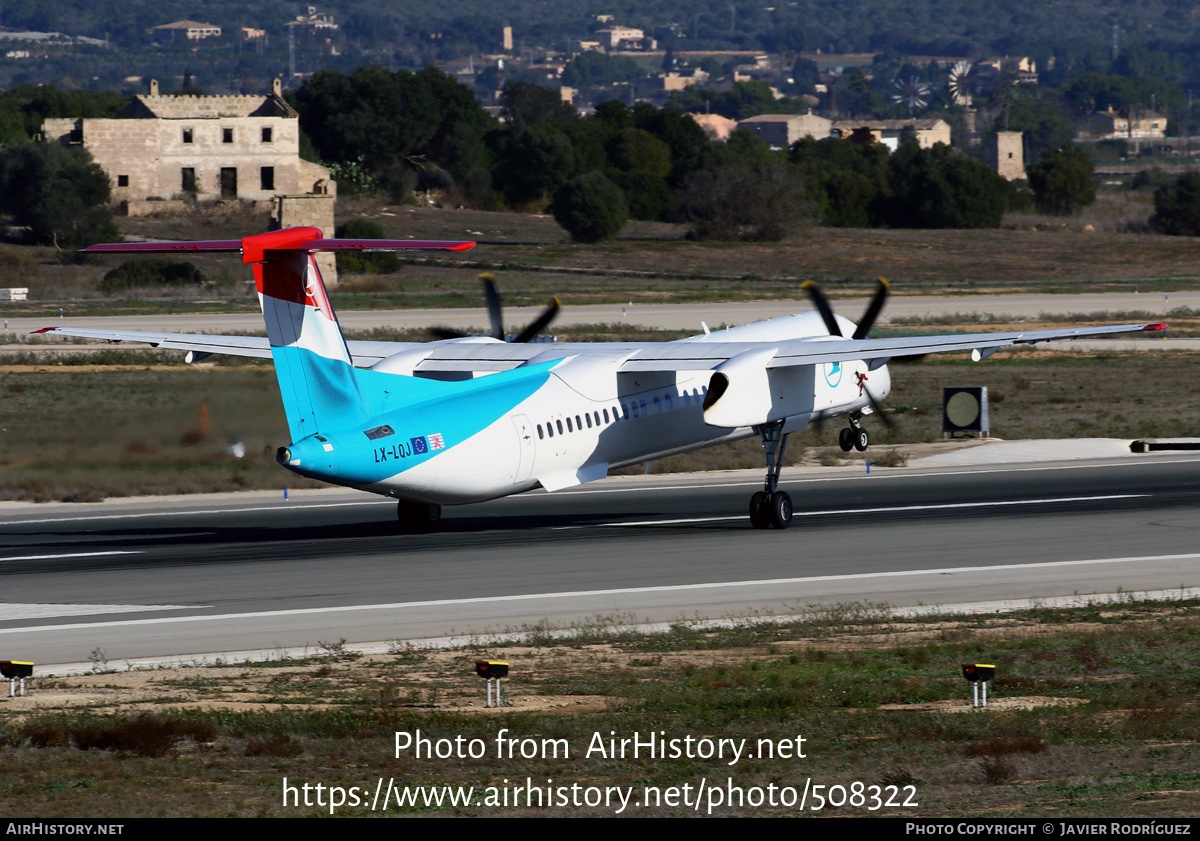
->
[[82, 237, 475, 258]]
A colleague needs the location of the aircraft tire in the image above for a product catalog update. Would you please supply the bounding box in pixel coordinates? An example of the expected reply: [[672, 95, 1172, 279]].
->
[[748, 491, 772, 529], [854, 428, 869, 452], [838, 427, 854, 452], [397, 500, 441, 532], [769, 491, 793, 529]]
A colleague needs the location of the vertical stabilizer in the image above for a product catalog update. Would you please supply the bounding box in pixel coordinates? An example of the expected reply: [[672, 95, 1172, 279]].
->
[[245, 229, 368, 439]]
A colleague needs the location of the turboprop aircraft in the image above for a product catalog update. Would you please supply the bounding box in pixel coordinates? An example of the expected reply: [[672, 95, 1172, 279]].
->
[[35, 227, 1167, 531]]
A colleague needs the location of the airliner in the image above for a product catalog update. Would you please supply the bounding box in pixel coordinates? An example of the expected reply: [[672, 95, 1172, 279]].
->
[[35, 228, 1167, 531]]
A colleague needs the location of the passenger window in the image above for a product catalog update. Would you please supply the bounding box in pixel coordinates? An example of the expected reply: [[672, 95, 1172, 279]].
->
[[585, 413, 592, 429], [603, 408, 609, 423], [593, 411, 600, 426], [537, 424, 544, 440], [640, 399, 648, 416], [653, 397, 661, 414], [556, 420, 563, 435], [631, 402, 639, 418], [567, 417, 573, 432], [665, 394, 672, 410]]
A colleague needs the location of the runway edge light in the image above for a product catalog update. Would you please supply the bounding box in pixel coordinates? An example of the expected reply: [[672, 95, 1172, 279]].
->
[[1, 660, 34, 697], [961, 663, 995, 708], [475, 661, 509, 708]]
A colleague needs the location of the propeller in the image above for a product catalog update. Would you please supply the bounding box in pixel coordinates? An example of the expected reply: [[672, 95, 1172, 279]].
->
[[803, 277, 894, 429], [431, 273, 560, 343], [801, 277, 889, 340]]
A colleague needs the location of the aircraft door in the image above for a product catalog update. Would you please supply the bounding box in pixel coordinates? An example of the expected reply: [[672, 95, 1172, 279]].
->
[[512, 414, 535, 483]]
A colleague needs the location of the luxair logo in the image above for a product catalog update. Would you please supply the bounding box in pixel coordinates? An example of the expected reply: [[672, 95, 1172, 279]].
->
[[824, 361, 842, 387]]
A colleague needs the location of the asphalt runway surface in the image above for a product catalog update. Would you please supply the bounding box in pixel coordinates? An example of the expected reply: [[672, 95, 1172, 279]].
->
[[2, 453, 1198, 669], [10, 290, 1200, 336]]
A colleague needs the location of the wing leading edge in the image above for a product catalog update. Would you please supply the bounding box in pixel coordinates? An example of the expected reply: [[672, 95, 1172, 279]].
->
[[32, 321, 1167, 374]]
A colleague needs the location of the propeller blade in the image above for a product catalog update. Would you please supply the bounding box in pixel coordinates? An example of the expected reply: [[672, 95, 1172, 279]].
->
[[512, 297, 561, 343], [480, 273, 504, 341], [428, 326, 468, 341], [801, 279, 843, 337], [852, 277, 890, 341]]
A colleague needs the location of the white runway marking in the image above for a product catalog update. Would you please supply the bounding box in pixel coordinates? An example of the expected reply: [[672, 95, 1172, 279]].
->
[[0, 551, 140, 561], [548, 494, 1147, 529], [3, 551, 1196, 635], [3, 603, 197, 620]]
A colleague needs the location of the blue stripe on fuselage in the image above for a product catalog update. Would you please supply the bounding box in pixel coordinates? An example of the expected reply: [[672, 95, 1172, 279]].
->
[[279, 351, 555, 485]]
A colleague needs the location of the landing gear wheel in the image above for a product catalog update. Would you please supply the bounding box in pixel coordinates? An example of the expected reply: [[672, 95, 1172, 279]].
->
[[749, 491, 772, 529], [769, 491, 793, 529], [854, 428, 869, 452], [838, 427, 854, 452], [397, 500, 441, 532]]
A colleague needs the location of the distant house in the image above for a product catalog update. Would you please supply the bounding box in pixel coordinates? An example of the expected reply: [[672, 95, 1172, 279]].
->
[[1079, 107, 1166, 141], [149, 20, 222, 44], [594, 26, 654, 50], [287, 6, 338, 31], [43, 79, 334, 208], [738, 113, 832, 148], [832, 118, 951, 150]]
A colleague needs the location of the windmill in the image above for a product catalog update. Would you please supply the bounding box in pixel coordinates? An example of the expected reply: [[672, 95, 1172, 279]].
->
[[892, 75, 930, 114], [948, 61, 973, 107]]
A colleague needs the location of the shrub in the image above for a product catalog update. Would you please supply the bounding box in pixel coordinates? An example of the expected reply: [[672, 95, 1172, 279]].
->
[[552, 171, 629, 243], [334, 218, 401, 274], [1026, 144, 1096, 215], [100, 259, 204, 294], [1150, 171, 1200, 236]]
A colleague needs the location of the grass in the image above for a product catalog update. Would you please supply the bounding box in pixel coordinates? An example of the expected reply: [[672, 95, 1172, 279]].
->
[[5, 597, 1200, 816], [4, 198, 1200, 316]]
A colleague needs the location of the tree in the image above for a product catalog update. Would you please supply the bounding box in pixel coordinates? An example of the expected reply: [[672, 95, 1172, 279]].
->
[[552, 171, 628, 243], [492, 125, 575, 209], [881, 144, 1006, 229], [1150, 172, 1200, 236], [677, 155, 809, 241], [1026, 145, 1096, 215], [0, 142, 118, 248]]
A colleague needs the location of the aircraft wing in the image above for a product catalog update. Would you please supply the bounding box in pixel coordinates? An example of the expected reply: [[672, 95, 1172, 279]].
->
[[29, 327, 428, 366], [615, 322, 1168, 372], [32, 321, 1166, 371]]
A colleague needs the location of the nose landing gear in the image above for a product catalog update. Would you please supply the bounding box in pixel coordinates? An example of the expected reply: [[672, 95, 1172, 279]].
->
[[839, 414, 870, 452]]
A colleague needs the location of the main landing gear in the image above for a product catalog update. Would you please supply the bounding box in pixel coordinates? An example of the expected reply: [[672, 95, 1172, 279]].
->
[[838, 414, 869, 453], [397, 499, 441, 532], [749, 420, 793, 529]]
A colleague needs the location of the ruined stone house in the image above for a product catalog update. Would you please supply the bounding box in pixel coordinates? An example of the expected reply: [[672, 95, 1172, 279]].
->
[[43, 79, 334, 211]]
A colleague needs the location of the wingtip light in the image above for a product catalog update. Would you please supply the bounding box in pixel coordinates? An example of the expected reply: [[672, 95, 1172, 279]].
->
[[1143, 322, 1168, 331]]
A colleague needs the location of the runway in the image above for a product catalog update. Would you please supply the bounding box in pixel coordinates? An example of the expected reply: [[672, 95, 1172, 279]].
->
[[2, 452, 1198, 669], [9, 290, 1199, 337]]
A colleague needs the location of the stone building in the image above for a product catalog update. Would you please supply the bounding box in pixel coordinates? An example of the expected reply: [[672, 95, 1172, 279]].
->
[[989, 131, 1025, 180], [43, 79, 334, 212], [738, 113, 833, 148], [832, 118, 952, 150]]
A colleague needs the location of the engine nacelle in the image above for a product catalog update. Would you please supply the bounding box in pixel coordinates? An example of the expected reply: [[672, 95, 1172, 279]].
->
[[702, 349, 816, 428]]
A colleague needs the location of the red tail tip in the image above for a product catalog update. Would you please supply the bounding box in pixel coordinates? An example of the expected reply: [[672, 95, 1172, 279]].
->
[[1142, 322, 1169, 331], [447, 241, 476, 251]]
